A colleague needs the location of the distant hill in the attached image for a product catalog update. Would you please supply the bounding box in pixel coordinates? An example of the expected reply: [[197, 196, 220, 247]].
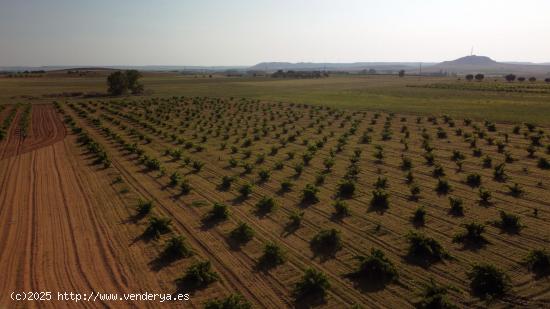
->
[[425, 55, 550, 76], [438, 55, 497, 66]]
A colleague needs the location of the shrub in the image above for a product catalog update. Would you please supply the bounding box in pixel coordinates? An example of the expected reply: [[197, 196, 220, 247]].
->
[[416, 279, 457, 309], [161, 235, 193, 260], [169, 171, 181, 187], [144, 216, 172, 238], [323, 157, 335, 171], [293, 163, 304, 176], [206, 203, 229, 221], [493, 211, 522, 233], [370, 189, 389, 210], [401, 157, 412, 170], [220, 175, 235, 190], [136, 199, 153, 217], [482, 155, 492, 168], [466, 173, 481, 187], [258, 169, 270, 182], [406, 231, 448, 263], [353, 249, 398, 286], [242, 162, 253, 174], [258, 242, 286, 269], [269, 146, 279, 156], [451, 150, 465, 161], [409, 183, 421, 200], [412, 206, 426, 226], [468, 264, 510, 298], [435, 178, 451, 195], [538, 157, 550, 169], [180, 179, 192, 195], [256, 196, 276, 214], [374, 176, 388, 189], [524, 249, 550, 277], [288, 211, 304, 228], [504, 151, 514, 163], [493, 163, 507, 181], [301, 184, 320, 204], [286, 151, 295, 160], [177, 261, 219, 290], [507, 183, 524, 197], [437, 128, 447, 139], [448, 197, 464, 216], [302, 152, 313, 165], [239, 183, 253, 198], [310, 229, 342, 256], [229, 157, 238, 168], [432, 164, 445, 177], [145, 158, 161, 171], [478, 187, 492, 205], [273, 161, 284, 170], [293, 268, 330, 301], [373, 147, 384, 162], [204, 294, 251, 309], [315, 173, 326, 185], [472, 148, 482, 157], [424, 152, 435, 165], [230, 222, 254, 244], [453, 222, 487, 245], [192, 160, 204, 172], [255, 153, 265, 164], [337, 180, 356, 198], [280, 179, 293, 192], [333, 200, 351, 219]]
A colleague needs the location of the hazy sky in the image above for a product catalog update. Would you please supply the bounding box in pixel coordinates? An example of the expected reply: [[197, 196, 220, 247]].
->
[[1, 0, 549, 66]]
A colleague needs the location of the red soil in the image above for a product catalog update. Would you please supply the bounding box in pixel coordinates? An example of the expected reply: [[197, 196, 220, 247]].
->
[[0, 105, 179, 308]]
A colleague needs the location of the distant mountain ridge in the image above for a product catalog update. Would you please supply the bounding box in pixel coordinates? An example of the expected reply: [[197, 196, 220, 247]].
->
[[248, 62, 429, 72], [2, 56, 550, 76], [248, 56, 550, 76]]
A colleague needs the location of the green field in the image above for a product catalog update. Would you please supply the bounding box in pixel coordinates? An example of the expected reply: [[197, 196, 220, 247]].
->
[[2, 74, 550, 124]]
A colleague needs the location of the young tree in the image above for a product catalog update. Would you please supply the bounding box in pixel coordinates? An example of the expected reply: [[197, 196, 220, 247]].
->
[[177, 260, 219, 290], [524, 249, 550, 277], [257, 242, 286, 269], [468, 264, 510, 298], [415, 279, 457, 309], [352, 248, 398, 287], [310, 229, 342, 256], [293, 268, 330, 301]]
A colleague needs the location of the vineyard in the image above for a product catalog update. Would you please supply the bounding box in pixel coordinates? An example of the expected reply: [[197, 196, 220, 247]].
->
[[1, 96, 549, 308]]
